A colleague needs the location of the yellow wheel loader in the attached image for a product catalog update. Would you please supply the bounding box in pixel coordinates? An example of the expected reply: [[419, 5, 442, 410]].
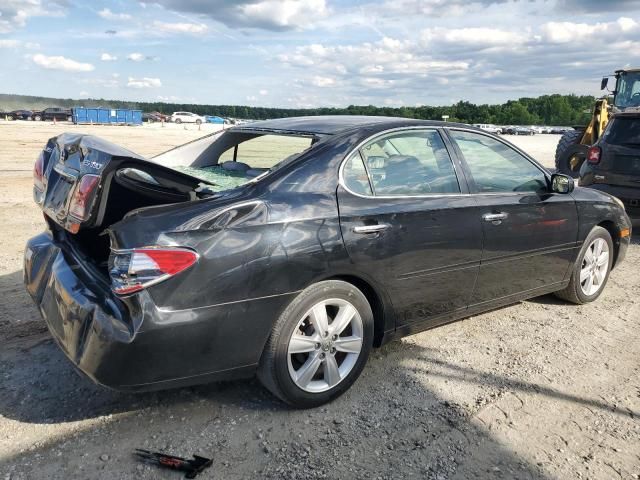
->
[[555, 68, 640, 177]]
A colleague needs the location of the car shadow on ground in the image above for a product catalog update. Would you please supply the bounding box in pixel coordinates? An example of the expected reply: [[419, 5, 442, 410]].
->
[[1, 336, 563, 479]]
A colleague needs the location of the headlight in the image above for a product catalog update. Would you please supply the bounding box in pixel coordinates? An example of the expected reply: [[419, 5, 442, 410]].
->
[[611, 195, 625, 211]]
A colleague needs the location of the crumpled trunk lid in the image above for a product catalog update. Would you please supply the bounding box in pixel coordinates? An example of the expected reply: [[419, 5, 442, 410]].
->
[[36, 133, 206, 233]]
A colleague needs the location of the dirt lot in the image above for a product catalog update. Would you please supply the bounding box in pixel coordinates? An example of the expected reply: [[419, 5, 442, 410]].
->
[[0, 121, 638, 480]]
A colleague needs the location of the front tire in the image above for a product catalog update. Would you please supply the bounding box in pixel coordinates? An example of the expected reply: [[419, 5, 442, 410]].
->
[[554, 226, 613, 304], [258, 280, 374, 408], [555, 129, 585, 178], [175, 118, 182, 124]]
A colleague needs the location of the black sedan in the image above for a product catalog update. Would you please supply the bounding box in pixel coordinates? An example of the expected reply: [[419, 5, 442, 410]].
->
[[6, 109, 34, 120], [24, 116, 631, 407]]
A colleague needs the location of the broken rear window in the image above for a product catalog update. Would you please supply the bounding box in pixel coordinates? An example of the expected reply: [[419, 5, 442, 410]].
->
[[154, 132, 314, 192]]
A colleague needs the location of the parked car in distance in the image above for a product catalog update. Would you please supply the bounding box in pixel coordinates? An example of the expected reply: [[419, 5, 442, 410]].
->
[[6, 109, 34, 121], [506, 126, 535, 135], [170, 111, 205, 124], [580, 112, 640, 219], [24, 116, 631, 408], [550, 126, 572, 135], [473, 123, 502, 134], [35, 107, 72, 122], [143, 111, 169, 123], [205, 115, 225, 124]]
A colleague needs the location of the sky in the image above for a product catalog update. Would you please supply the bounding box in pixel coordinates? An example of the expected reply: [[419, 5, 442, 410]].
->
[[0, 0, 639, 108]]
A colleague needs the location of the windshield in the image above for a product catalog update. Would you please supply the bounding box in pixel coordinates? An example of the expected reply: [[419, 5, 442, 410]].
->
[[615, 71, 640, 109]]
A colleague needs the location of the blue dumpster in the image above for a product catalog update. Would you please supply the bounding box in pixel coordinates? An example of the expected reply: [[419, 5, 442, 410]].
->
[[72, 107, 143, 125]]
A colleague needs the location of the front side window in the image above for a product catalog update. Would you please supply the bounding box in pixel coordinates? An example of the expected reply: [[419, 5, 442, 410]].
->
[[449, 130, 548, 194], [357, 130, 460, 195]]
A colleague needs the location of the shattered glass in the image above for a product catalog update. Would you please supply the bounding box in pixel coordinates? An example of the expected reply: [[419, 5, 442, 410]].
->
[[174, 166, 250, 191]]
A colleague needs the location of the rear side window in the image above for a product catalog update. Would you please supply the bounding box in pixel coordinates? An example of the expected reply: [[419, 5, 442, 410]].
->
[[449, 130, 547, 194], [602, 117, 640, 146], [356, 130, 460, 195], [343, 152, 373, 195]]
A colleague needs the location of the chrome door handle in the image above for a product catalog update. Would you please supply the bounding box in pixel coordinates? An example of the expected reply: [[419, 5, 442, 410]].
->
[[482, 212, 508, 223], [353, 224, 391, 234]]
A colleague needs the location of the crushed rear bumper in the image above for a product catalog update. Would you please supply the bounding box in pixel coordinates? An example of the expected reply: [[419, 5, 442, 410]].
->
[[23, 231, 288, 391]]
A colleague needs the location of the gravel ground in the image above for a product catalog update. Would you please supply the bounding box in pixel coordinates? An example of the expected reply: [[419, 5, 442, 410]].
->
[[0, 121, 638, 480]]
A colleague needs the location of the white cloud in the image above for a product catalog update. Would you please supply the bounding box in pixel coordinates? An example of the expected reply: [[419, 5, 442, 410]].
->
[[100, 52, 117, 61], [541, 17, 638, 43], [259, 89, 268, 95], [79, 91, 90, 97], [152, 21, 208, 35], [279, 36, 469, 80], [0, 39, 20, 48], [239, 0, 328, 30], [32, 53, 94, 72], [246, 95, 257, 101], [127, 77, 162, 88], [97, 8, 132, 21], [0, 0, 66, 33], [422, 27, 527, 47], [310, 76, 336, 87], [127, 52, 145, 61]]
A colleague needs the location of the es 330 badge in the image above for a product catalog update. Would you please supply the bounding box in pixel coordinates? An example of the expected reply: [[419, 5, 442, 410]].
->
[[82, 159, 103, 170]]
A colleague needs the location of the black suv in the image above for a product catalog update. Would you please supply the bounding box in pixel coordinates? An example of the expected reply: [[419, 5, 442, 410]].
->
[[580, 113, 640, 219], [36, 107, 72, 121]]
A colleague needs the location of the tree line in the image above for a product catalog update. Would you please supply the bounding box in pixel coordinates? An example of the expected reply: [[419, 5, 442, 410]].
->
[[0, 93, 596, 126]]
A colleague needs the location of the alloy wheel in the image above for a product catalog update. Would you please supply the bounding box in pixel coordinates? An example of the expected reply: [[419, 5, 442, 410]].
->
[[579, 238, 609, 296], [287, 298, 363, 393]]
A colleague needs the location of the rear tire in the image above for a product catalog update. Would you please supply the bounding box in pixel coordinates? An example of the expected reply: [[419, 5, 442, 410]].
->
[[258, 280, 374, 408], [555, 129, 585, 178], [196, 119, 202, 125], [554, 226, 613, 304]]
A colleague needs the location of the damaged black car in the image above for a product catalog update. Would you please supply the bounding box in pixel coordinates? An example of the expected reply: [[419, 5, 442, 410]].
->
[[24, 116, 631, 407]]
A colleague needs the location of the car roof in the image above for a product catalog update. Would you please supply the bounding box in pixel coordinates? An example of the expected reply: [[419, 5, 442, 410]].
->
[[230, 115, 467, 136]]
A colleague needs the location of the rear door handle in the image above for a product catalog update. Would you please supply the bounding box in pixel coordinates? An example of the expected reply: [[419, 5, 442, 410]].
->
[[482, 212, 508, 223], [353, 224, 391, 234]]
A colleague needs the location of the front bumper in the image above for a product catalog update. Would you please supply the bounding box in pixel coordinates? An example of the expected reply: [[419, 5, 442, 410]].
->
[[23, 231, 292, 391]]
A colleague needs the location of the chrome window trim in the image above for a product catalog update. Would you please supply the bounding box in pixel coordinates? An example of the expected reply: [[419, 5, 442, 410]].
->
[[338, 126, 466, 199]]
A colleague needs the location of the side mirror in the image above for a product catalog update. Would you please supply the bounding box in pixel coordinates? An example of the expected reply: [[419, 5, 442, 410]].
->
[[551, 173, 575, 194], [600, 77, 609, 90]]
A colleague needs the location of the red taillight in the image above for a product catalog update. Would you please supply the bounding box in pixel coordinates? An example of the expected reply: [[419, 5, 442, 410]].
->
[[68, 174, 100, 220], [34, 152, 45, 192], [109, 247, 199, 295], [587, 146, 601, 164]]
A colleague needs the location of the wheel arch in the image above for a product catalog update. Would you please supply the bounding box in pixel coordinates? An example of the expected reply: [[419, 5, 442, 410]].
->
[[321, 274, 392, 347], [596, 220, 621, 268]]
